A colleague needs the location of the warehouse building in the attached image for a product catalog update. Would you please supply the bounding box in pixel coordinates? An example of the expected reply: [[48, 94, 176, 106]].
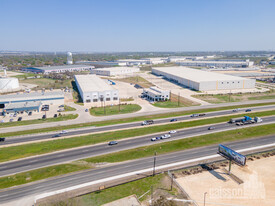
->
[[178, 59, 253, 68], [91, 67, 140, 76], [22, 65, 94, 74], [152, 67, 255, 91], [143, 87, 170, 101], [0, 91, 64, 114], [74, 75, 119, 106]]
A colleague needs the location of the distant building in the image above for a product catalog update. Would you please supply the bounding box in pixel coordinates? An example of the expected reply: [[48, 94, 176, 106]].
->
[[74, 74, 119, 106], [22, 65, 94, 74], [143, 87, 170, 101], [2, 101, 41, 115], [178, 59, 253, 68], [91, 67, 140, 76], [152, 66, 255, 91]]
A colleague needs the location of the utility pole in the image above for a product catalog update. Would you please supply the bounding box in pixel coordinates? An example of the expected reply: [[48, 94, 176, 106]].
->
[[104, 99, 106, 115], [153, 151, 157, 176], [118, 98, 121, 113], [170, 173, 174, 191]]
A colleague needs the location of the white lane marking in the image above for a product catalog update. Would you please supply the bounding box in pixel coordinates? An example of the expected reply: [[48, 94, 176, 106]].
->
[[34, 143, 275, 203]]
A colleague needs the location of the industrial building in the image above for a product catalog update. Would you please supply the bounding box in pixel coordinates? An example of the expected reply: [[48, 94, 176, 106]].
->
[[178, 59, 253, 68], [143, 87, 170, 101], [74, 75, 119, 106], [0, 91, 64, 115], [0, 68, 20, 92], [152, 67, 256, 91], [91, 67, 140, 76], [21, 65, 94, 74]]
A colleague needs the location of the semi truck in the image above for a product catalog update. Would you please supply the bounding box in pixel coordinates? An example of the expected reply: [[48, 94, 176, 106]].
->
[[230, 116, 263, 125]]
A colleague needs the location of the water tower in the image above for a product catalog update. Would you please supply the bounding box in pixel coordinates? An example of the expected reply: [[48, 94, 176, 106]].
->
[[67, 52, 73, 65]]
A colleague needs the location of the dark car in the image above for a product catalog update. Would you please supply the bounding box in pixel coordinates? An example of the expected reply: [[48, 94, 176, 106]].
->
[[245, 109, 252, 112], [42, 114, 46, 119], [17, 117, 22, 121], [170, 118, 177, 122], [208, 126, 215, 130], [199, 113, 206, 116], [0, 138, 5, 142], [52, 134, 61, 138], [85, 109, 89, 112], [108, 141, 118, 145], [28, 112, 32, 116]]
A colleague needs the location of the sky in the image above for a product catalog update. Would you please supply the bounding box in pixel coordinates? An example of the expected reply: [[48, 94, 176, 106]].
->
[[0, 0, 275, 52]]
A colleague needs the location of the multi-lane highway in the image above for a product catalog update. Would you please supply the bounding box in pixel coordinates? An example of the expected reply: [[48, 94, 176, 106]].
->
[[0, 135, 274, 204], [1, 115, 275, 177], [2, 104, 275, 145]]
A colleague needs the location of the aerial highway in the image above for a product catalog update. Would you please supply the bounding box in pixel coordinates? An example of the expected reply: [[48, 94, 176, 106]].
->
[[0, 115, 275, 177], [0, 135, 274, 204], [2, 104, 275, 146]]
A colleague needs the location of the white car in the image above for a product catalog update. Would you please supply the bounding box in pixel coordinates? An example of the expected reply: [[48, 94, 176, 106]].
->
[[60, 130, 68, 134], [169, 130, 177, 134], [161, 134, 171, 139]]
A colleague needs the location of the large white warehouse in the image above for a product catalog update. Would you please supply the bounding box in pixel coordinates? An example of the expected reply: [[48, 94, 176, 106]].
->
[[74, 75, 119, 106], [152, 67, 255, 91], [91, 67, 140, 76]]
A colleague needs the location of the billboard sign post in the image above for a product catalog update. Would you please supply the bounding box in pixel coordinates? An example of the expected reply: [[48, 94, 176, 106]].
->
[[217, 144, 246, 173]]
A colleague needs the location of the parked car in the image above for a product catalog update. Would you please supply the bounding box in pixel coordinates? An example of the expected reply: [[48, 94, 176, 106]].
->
[[108, 141, 118, 145], [169, 130, 177, 134], [13, 113, 17, 117], [9, 119, 13, 122], [54, 114, 58, 118], [42, 115, 46, 119], [208, 126, 215, 130], [17, 117, 22, 121], [0, 138, 5, 142], [170, 119, 177, 122], [52, 134, 61, 138], [85, 109, 89, 112], [245, 109, 252, 112], [28, 112, 32, 116]]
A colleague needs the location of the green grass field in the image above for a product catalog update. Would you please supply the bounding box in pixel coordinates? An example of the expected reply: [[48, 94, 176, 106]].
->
[[0, 109, 275, 163], [90, 104, 141, 116], [153, 93, 199, 108], [0, 102, 274, 138], [0, 114, 78, 129]]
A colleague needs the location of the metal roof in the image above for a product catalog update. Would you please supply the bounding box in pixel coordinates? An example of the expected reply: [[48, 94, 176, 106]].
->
[[0, 91, 64, 103], [26, 65, 93, 71], [152, 67, 249, 83], [74, 75, 116, 92], [93, 67, 139, 72], [5, 101, 41, 109]]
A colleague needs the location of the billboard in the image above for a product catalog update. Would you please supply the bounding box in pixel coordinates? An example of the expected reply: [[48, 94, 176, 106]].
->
[[218, 144, 246, 166]]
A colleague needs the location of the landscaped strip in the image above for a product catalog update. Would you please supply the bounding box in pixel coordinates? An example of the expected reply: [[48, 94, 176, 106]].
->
[[1, 102, 275, 137], [0, 114, 78, 129], [89, 104, 142, 116], [0, 110, 275, 163], [1, 123, 275, 190]]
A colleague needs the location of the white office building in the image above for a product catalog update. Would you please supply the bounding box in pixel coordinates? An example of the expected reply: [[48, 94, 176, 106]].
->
[[152, 67, 255, 91], [74, 75, 119, 106], [91, 67, 140, 76], [143, 87, 170, 101]]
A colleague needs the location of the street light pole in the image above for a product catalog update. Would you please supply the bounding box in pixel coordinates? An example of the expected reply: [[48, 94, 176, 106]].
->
[[153, 151, 157, 176]]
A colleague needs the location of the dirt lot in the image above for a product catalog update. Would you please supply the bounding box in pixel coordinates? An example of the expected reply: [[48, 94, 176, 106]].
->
[[176, 154, 275, 206]]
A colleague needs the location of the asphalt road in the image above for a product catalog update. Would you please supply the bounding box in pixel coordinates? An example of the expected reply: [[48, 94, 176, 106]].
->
[[1, 115, 275, 177], [2, 104, 275, 145], [0, 135, 274, 204]]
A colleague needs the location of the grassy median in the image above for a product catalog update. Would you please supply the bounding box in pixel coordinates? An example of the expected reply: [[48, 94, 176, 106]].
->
[[1, 102, 274, 138], [89, 104, 141, 116], [1, 123, 275, 190], [0, 114, 78, 129], [0, 110, 275, 163]]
